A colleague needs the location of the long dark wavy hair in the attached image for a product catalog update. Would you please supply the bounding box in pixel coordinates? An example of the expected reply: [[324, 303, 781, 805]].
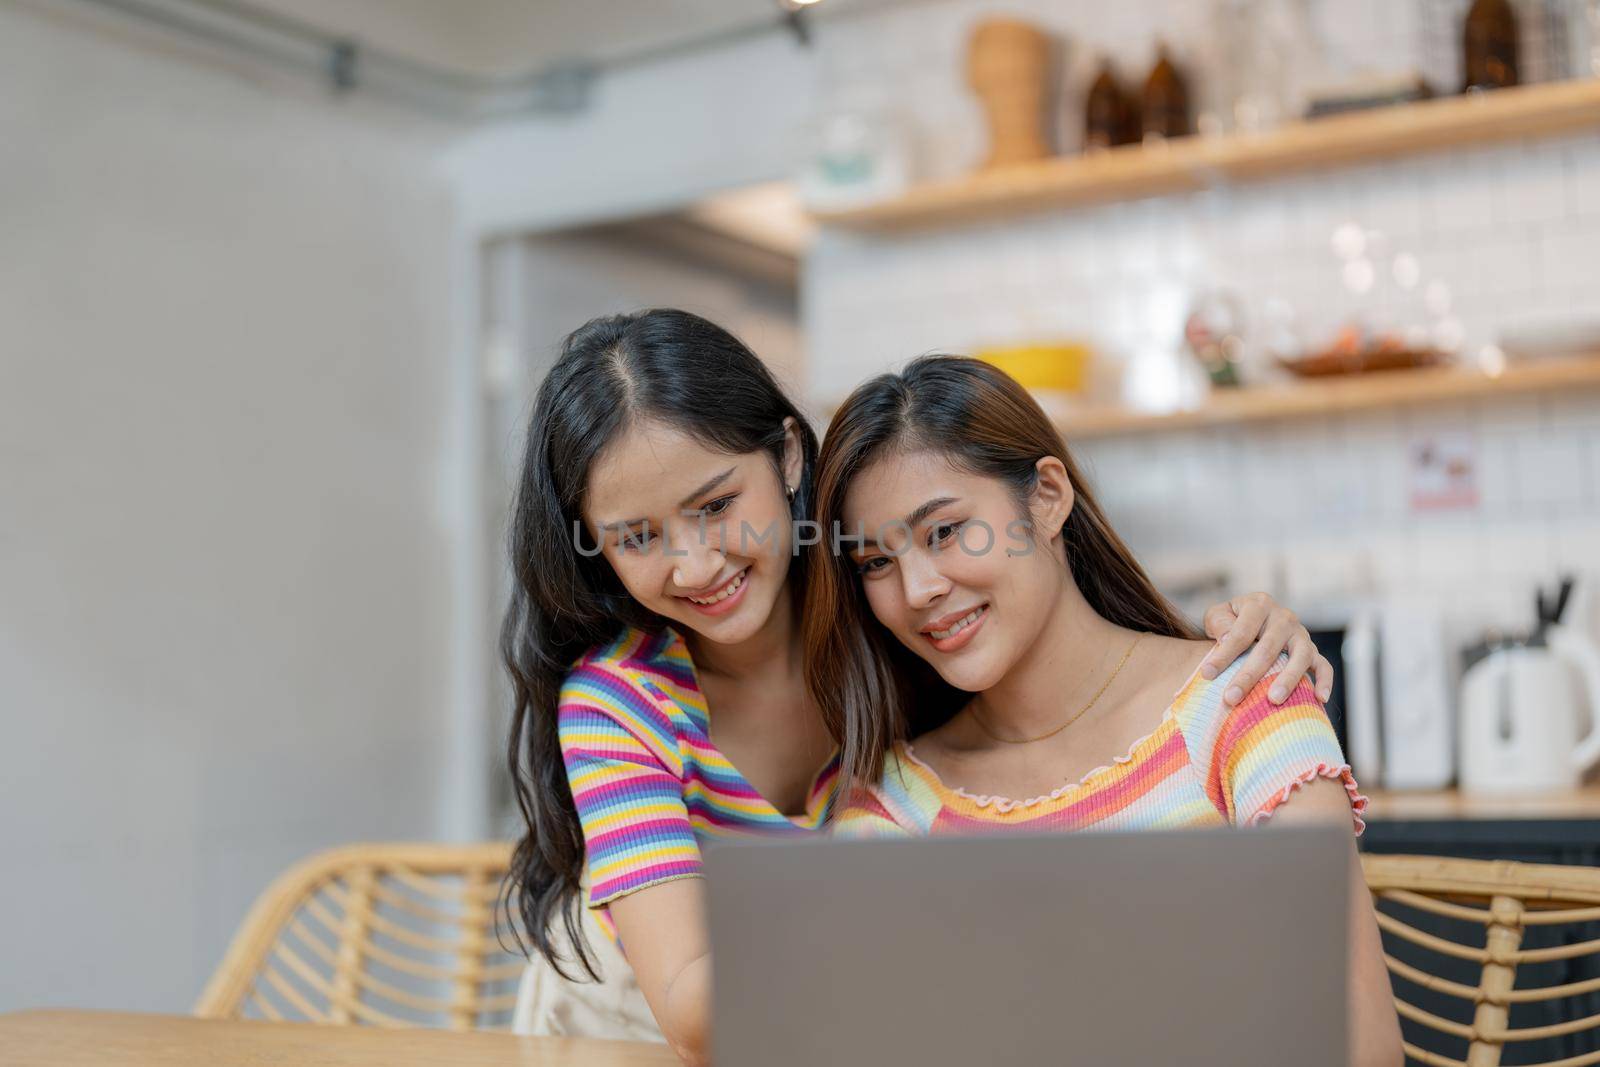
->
[[502, 308, 817, 979], [803, 355, 1197, 793]]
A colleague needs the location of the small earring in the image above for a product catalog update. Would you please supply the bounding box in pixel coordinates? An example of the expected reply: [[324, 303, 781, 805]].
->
[[785, 485, 796, 501]]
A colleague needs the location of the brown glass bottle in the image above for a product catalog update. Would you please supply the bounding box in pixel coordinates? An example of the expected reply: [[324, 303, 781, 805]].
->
[[1463, 0, 1519, 91], [1142, 43, 1193, 140], [1085, 60, 1138, 151]]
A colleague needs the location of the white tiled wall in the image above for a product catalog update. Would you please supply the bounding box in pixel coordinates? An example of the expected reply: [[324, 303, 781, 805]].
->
[[803, 0, 1600, 627], [1069, 399, 1600, 622]]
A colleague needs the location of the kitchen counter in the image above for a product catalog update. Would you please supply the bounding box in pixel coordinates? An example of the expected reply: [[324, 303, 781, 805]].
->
[[1364, 786, 1600, 822], [1360, 787, 1600, 868]]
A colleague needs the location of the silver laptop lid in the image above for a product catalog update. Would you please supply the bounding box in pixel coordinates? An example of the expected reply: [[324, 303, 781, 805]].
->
[[708, 826, 1349, 1067]]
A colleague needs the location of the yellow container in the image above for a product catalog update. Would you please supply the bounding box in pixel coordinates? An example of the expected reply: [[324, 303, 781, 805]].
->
[[974, 343, 1092, 393]]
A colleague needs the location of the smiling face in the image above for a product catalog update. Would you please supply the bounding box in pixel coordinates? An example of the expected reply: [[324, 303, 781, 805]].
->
[[842, 449, 1071, 693], [582, 417, 801, 646]]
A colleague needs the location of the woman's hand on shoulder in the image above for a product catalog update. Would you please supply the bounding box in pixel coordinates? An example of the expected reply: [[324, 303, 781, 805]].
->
[[1200, 591, 1333, 707]]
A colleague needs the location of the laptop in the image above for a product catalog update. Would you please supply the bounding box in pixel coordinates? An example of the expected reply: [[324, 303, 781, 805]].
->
[[707, 826, 1349, 1067]]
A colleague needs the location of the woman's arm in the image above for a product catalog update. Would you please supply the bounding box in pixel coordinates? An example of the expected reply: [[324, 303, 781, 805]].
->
[[1269, 778, 1403, 1067], [1199, 591, 1335, 706], [609, 878, 713, 1067]]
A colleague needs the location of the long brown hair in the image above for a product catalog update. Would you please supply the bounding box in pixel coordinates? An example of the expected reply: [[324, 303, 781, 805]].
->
[[804, 355, 1197, 792]]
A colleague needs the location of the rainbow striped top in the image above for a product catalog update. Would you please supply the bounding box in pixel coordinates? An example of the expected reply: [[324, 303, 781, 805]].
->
[[558, 626, 841, 921], [833, 656, 1366, 839]]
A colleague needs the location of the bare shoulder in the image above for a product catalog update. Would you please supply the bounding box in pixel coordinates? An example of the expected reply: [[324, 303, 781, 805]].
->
[[1137, 633, 1216, 689], [1260, 775, 1360, 826], [1146, 632, 1215, 661]]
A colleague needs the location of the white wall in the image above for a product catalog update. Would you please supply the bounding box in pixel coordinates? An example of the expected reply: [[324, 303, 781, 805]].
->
[[518, 230, 801, 388], [0, 3, 458, 1012], [442, 24, 818, 236]]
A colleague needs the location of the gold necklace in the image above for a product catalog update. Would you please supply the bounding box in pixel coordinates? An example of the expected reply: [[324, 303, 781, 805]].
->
[[968, 634, 1143, 745]]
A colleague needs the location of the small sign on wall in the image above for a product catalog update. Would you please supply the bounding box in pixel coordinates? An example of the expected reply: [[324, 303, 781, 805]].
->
[[1408, 430, 1479, 511]]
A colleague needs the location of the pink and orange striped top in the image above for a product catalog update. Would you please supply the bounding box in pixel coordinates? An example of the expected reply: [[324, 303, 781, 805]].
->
[[833, 657, 1366, 840], [558, 626, 840, 920]]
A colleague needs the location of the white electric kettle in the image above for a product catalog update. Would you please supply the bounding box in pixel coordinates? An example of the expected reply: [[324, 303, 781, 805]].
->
[[1459, 624, 1600, 794]]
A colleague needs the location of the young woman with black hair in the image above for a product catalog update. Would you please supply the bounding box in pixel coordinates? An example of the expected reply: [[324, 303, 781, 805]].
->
[[808, 355, 1401, 1067], [503, 310, 1335, 1064]]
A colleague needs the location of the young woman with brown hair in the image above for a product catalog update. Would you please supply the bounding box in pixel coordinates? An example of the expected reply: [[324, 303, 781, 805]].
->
[[805, 355, 1401, 1067]]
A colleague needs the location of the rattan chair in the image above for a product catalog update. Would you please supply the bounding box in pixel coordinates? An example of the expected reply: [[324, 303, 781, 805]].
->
[[1364, 853, 1600, 1066], [195, 842, 524, 1030]]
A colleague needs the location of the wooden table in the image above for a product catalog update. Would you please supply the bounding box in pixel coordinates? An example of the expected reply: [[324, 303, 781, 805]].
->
[[0, 1011, 681, 1066]]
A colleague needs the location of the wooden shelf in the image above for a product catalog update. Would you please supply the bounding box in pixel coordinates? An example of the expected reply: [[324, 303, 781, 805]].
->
[[1365, 786, 1600, 822], [1053, 353, 1600, 440], [815, 79, 1600, 232]]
